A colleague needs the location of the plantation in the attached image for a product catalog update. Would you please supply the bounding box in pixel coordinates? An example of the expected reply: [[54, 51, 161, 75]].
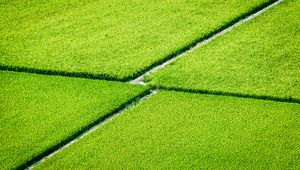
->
[[1, 0, 299, 169], [0, 71, 148, 169], [146, 0, 300, 101], [36, 91, 300, 169], [1, 0, 274, 80]]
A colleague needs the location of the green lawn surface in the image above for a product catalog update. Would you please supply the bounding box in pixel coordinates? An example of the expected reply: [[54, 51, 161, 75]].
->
[[0, 71, 148, 169], [0, 0, 275, 80], [146, 0, 300, 100], [36, 91, 300, 169]]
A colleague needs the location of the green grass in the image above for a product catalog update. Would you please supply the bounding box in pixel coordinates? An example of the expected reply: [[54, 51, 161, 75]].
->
[[1, 0, 299, 169], [0, 71, 148, 169], [0, 0, 275, 80], [146, 0, 300, 100], [36, 91, 300, 169]]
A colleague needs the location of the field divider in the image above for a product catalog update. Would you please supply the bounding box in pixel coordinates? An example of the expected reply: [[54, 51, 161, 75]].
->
[[0, 65, 126, 82], [23, 89, 158, 170], [154, 85, 300, 104], [130, 0, 283, 85]]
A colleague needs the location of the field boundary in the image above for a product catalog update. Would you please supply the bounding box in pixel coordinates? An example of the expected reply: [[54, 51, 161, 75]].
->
[[130, 0, 283, 84], [20, 89, 155, 170], [153, 85, 300, 104], [0, 65, 125, 82]]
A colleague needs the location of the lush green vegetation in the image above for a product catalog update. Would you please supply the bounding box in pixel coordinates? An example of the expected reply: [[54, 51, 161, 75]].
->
[[146, 0, 300, 100], [1, 0, 299, 169], [36, 91, 300, 169], [0, 0, 274, 80], [0, 71, 148, 169]]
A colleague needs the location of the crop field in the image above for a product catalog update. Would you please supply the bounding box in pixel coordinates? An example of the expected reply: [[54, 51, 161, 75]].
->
[[0, 71, 148, 169], [1, 0, 274, 80], [36, 91, 300, 169], [146, 0, 300, 101], [1, 0, 300, 169]]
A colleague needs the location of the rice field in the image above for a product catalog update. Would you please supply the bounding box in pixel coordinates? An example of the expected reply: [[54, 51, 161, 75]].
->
[[1, 0, 274, 80], [0, 71, 148, 169], [0, 0, 299, 169], [146, 0, 300, 101], [35, 91, 300, 169]]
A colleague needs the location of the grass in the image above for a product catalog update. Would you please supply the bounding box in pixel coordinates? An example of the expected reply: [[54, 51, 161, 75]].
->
[[146, 0, 300, 100], [0, 0, 275, 80], [0, 71, 149, 169], [1, 0, 299, 169], [36, 91, 300, 169]]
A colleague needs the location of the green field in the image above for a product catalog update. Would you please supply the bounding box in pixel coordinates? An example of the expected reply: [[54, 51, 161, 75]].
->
[[36, 91, 300, 169], [1, 0, 274, 80], [0, 71, 148, 169], [1, 0, 299, 169], [146, 0, 300, 100]]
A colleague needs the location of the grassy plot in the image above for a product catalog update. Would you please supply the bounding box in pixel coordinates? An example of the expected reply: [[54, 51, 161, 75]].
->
[[36, 91, 300, 169], [146, 0, 300, 100], [0, 0, 276, 80], [0, 71, 148, 169]]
